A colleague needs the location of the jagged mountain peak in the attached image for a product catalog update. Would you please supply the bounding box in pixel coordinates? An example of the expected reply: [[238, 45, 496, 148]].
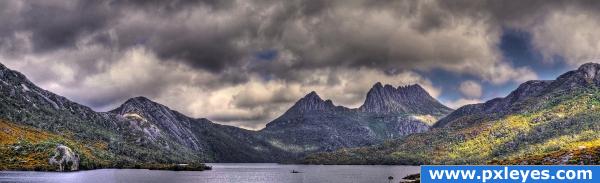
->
[[372, 82, 383, 88], [360, 82, 451, 115], [399, 83, 425, 90], [371, 82, 423, 89], [303, 91, 322, 100], [287, 91, 335, 113], [261, 83, 447, 152], [367, 83, 429, 98]]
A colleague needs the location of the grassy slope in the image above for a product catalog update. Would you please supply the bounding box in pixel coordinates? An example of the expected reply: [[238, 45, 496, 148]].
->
[[0, 119, 112, 170], [303, 91, 600, 165], [492, 146, 600, 165]]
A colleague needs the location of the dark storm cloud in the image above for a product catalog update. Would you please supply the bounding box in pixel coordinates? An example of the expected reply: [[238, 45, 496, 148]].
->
[[2, 0, 597, 73], [113, 0, 235, 12], [147, 24, 252, 72], [2, 0, 599, 129], [433, 0, 600, 27], [0, 1, 25, 55], [106, 0, 253, 72], [0, 1, 498, 73], [21, 1, 114, 52], [1, 0, 244, 71]]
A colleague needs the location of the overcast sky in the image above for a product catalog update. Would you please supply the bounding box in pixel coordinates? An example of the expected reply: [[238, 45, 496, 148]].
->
[[1, 0, 599, 130]]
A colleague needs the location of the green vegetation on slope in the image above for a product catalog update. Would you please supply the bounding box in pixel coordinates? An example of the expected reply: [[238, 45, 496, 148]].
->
[[0, 119, 210, 171], [0, 119, 111, 170], [492, 146, 600, 165]]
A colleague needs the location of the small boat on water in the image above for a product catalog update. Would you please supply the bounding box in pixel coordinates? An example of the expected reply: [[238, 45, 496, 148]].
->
[[291, 170, 302, 173]]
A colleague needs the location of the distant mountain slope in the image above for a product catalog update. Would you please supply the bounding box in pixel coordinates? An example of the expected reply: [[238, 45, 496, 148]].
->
[[110, 97, 206, 152], [110, 97, 288, 162], [259, 83, 452, 158], [0, 61, 290, 165], [304, 63, 600, 165], [0, 63, 202, 169], [435, 62, 600, 128]]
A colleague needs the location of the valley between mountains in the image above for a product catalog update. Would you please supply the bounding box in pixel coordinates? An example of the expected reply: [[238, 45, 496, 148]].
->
[[1, 62, 599, 171]]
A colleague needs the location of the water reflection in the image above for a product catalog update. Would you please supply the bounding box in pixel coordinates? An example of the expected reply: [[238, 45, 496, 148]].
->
[[0, 163, 420, 183]]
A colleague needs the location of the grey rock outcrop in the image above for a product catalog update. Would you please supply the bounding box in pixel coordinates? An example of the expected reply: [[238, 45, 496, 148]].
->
[[49, 145, 79, 171]]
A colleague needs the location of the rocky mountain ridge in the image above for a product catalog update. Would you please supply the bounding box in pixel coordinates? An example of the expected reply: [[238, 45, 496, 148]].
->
[[304, 63, 600, 165], [110, 96, 204, 151], [260, 82, 452, 156], [360, 82, 452, 115], [434, 62, 600, 128], [109, 96, 289, 162], [285, 91, 337, 113]]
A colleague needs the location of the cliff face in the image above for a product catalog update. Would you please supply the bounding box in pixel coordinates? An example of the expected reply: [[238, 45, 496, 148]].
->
[[360, 83, 452, 116]]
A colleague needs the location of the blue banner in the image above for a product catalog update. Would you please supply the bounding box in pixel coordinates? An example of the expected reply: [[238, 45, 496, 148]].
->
[[421, 165, 598, 183]]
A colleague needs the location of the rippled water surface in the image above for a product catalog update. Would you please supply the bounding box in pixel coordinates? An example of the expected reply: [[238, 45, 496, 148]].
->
[[0, 163, 420, 183]]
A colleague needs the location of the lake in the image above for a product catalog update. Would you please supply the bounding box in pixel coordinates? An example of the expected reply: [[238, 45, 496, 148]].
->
[[0, 163, 420, 183]]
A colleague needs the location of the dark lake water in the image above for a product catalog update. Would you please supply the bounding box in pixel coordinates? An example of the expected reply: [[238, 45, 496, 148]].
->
[[0, 163, 420, 183]]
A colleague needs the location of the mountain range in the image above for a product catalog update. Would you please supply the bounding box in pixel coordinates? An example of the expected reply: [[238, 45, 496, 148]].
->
[[5, 61, 598, 171], [304, 63, 600, 165], [0, 62, 450, 170], [259, 84, 452, 156]]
